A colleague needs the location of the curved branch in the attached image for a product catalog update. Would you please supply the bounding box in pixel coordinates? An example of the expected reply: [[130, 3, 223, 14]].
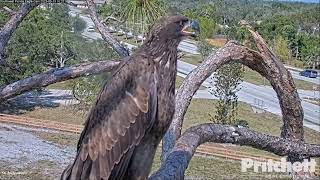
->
[[0, 60, 120, 102], [0, 2, 40, 65], [163, 36, 303, 161], [152, 123, 320, 180], [246, 29, 304, 141], [86, 0, 129, 57]]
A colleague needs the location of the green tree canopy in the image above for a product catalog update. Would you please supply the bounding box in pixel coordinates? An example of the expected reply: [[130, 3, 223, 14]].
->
[[0, 4, 117, 86]]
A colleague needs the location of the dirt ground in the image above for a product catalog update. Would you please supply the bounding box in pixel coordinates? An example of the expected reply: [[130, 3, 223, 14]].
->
[[0, 123, 77, 180]]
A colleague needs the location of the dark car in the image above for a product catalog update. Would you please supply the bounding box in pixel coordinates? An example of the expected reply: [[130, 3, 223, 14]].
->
[[299, 69, 318, 78]]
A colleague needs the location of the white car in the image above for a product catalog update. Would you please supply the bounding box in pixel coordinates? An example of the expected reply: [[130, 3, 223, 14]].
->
[[137, 34, 146, 40], [108, 26, 116, 33], [87, 26, 95, 32], [125, 32, 134, 39]]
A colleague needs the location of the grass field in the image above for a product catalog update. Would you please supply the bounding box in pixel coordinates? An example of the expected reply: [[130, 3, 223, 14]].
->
[[47, 80, 74, 90], [2, 97, 316, 179], [22, 99, 320, 149], [181, 53, 203, 65], [18, 99, 317, 179]]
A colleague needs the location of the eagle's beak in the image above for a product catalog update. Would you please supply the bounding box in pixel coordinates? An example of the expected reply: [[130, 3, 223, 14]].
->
[[182, 20, 200, 37]]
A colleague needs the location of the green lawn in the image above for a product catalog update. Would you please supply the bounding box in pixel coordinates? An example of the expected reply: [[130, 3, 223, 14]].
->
[[181, 54, 203, 65], [47, 80, 73, 90], [22, 99, 319, 147], [151, 149, 291, 179], [183, 99, 319, 145]]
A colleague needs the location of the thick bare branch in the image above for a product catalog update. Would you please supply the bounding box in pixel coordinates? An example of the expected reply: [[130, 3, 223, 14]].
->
[[0, 2, 39, 65], [162, 38, 303, 161], [247, 29, 304, 141], [86, 0, 129, 57], [0, 60, 119, 102], [152, 123, 320, 180]]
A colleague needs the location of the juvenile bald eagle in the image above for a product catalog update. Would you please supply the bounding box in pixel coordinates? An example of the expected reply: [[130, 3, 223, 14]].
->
[[61, 16, 199, 180]]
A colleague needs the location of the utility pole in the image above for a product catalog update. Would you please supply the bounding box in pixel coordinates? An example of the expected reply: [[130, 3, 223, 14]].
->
[[59, 30, 65, 68]]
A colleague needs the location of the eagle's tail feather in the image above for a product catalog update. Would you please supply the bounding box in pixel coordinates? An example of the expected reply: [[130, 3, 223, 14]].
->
[[80, 159, 92, 179], [109, 148, 134, 180], [61, 152, 91, 180], [60, 164, 72, 180]]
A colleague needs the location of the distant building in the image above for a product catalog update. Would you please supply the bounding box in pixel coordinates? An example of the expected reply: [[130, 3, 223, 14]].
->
[[94, 0, 110, 5], [256, 20, 262, 25], [68, 0, 109, 9]]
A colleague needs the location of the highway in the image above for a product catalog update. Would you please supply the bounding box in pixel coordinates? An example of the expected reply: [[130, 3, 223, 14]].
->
[[69, 6, 320, 132], [69, 7, 200, 55], [178, 61, 320, 132]]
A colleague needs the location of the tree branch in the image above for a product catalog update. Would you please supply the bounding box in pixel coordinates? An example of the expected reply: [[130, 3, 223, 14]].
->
[[0, 2, 40, 66], [0, 60, 120, 102], [86, 0, 129, 57], [0, 1, 130, 101], [246, 28, 304, 141], [152, 123, 320, 180], [162, 37, 303, 161]]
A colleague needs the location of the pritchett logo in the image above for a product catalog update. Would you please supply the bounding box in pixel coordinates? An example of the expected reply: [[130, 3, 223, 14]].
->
[[241, 158, 317, 173]]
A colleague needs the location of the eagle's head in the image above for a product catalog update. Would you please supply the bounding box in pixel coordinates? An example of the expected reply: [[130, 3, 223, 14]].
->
[[143, 15, 200, 55], [148, 15, 200, 40], [149, 15, 200, 40]]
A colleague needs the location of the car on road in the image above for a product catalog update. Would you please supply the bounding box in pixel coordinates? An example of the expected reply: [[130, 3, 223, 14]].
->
[[125, 32, 134, 39], [299, 69, 318, 78], [87, 26, 95, 32]]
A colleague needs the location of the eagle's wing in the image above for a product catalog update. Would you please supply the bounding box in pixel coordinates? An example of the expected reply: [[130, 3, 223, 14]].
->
[[61, 58, 157, 180]]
